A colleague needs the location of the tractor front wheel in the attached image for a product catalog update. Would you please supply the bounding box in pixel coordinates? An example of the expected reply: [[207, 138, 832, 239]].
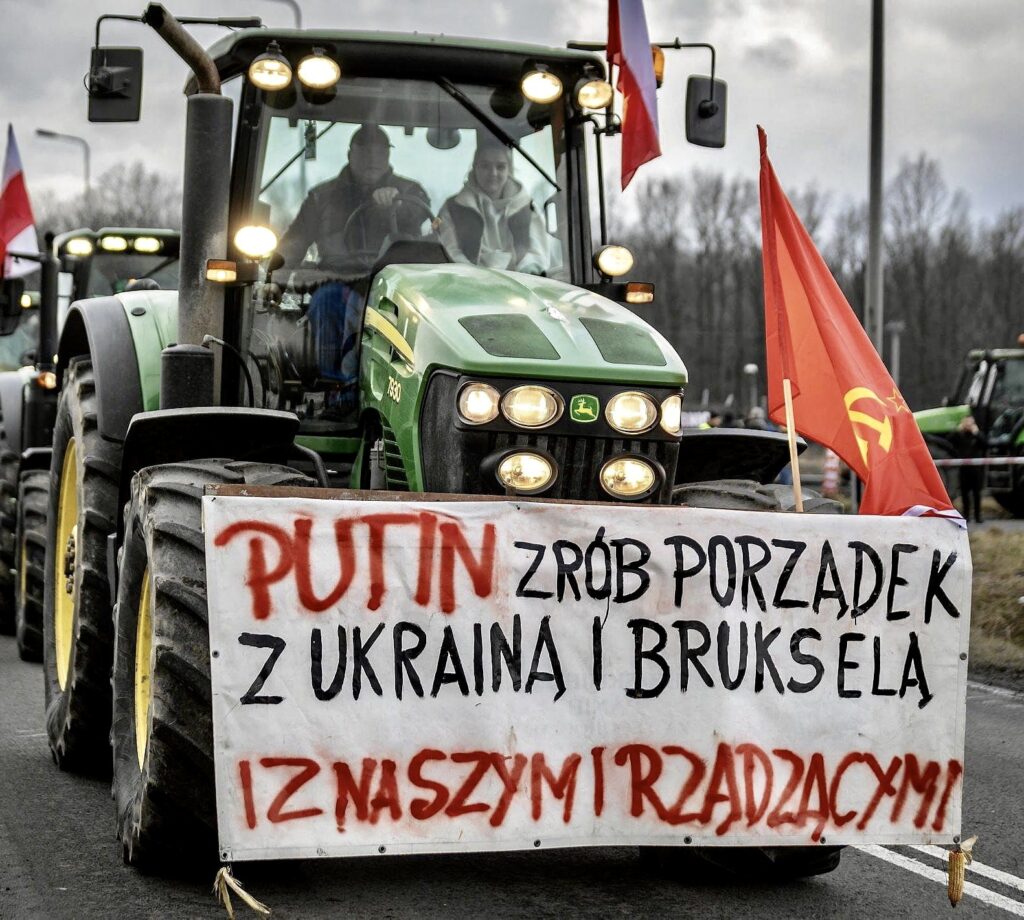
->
[[112, 459, 312, 869], [15, 470, 48, 661], [42, 359, 121, 773], [0, 449, 19, 634]]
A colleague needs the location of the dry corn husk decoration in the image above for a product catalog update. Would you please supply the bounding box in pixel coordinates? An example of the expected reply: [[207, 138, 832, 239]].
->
[[213, 865, 272, 918], [947, 835, 977, 907]]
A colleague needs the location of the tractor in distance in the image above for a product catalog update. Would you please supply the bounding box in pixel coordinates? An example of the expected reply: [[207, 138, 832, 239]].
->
[[915, 345, 1024, 516], [0, 227, 179, 659], [44, 3, 837, 877]]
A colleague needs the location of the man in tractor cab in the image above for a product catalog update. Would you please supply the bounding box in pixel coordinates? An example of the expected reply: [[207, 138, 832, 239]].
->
[[275, 123, 433, 421], [277, 123, 431, 269]]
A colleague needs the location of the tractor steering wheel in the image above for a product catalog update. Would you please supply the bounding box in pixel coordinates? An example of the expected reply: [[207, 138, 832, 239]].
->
[[338, 195, 438, 268]]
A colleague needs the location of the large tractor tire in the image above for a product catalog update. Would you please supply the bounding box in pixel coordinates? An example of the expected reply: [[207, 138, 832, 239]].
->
[[15, 470, 48, 662], [112, 459, 313, 869], [42, 359, 122, 773], [991, 448, 1024, 518], [0, 449, 19, 634], [641, 477, 844, 881]]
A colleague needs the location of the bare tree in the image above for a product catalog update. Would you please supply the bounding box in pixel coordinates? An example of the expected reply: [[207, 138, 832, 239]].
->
[[33, 161, 181, 235]]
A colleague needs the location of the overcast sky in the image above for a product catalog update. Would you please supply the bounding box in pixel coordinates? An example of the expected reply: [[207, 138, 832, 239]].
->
[[2, 0, 1021, 224]]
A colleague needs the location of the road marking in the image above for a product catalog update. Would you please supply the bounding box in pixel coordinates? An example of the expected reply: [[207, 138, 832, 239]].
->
[[856, 845, 1024, 916], [967, 680, 1024, 703], [910, 844, 1024, 896]]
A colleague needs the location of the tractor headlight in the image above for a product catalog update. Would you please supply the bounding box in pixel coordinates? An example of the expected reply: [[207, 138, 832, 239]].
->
[[132, 236, 161, 253], [65, 237, 93, 257], [234, 225, 278, 260], [594, 244, 634, 277], [99, 235, 128, 252], [297, 48, 341, 90], [497, 451, 555, 494], [660, 395, 683, 435], [576, 79, 613, 110], [248, 42, 293, 91], [521, 68, 563, 104], [501, 385, 563, 429], [600, 456, 657, 499], [606, 391, 658, 433], [458, 382, 501, 425]]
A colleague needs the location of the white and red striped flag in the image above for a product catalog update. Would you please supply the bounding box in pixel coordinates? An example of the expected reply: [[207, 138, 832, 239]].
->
[[1, 125, 38, 278], [608, 0, 661, 189]]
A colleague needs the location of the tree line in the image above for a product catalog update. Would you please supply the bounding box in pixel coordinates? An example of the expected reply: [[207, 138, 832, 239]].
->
[[30, 155, 1022, 411], [614, 153, 1023, 411]]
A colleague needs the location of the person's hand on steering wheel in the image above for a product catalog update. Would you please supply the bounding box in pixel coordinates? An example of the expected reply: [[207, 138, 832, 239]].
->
[[372, 187, 400, 208]]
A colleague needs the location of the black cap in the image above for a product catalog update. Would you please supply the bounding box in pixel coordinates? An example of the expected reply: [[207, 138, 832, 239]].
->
[[350, 123, 392, 149]]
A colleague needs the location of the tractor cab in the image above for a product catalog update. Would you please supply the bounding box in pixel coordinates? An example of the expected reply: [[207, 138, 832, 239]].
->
[[205, 33, 603, 443], [54, 228, 180, 314]]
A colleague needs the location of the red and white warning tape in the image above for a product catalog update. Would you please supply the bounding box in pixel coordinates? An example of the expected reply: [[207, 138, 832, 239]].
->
[[933, 456, 1024, 468]]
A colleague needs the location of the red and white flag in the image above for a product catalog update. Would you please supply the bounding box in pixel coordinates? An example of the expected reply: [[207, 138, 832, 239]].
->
[[1, 125, 38, 278], [607, 0, 661, 189], [758, 126, 961, 524]]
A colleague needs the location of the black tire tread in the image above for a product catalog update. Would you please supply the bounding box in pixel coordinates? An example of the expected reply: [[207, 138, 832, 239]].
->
[[113, 459, 312, 869], [42, 360, 121, 773], [16, 470, 48, 661], [0, 448, 19, 633]]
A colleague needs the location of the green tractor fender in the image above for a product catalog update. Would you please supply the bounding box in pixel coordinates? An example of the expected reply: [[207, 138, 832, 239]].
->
[[0, 366, 36, 457]]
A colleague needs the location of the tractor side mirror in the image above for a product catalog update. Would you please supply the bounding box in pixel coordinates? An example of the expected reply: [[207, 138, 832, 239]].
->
[[0, 279, 26, 336], [88, 47, 144, 122], [685, 76, 727, 148]]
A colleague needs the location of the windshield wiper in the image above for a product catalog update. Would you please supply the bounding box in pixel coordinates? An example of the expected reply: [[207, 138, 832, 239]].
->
[[435, 76, 560, 192]]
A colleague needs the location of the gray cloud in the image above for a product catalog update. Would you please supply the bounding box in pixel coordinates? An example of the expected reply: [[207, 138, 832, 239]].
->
[[0, 0, 1019, 223]]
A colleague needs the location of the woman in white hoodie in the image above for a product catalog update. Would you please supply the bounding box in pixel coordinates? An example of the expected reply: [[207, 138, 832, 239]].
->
[[438, 140, 550, 275]]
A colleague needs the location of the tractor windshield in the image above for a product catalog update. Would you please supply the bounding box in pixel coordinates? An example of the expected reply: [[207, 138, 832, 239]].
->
[[0, 310, 39, 371], [238, 75, 571, 431], [84, 252, 180, 297], [251, 76, 569, 280], [987, 357, 1024, 437]]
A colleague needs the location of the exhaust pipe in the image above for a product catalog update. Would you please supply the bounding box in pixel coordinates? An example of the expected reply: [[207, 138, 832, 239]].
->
[[143, 3, 230, 403]]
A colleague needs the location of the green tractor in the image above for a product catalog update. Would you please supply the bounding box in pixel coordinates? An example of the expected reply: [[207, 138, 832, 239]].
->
[[915, 347, 1024, 516], [44, 5, 837, 875], [0, 228, 179, 659]]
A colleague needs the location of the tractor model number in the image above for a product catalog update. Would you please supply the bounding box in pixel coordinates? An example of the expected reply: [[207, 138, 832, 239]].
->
[[387, 376, 402, 403]]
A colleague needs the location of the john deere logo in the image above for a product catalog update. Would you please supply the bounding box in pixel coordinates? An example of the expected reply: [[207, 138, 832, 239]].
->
[[570, 394, 600, 422]]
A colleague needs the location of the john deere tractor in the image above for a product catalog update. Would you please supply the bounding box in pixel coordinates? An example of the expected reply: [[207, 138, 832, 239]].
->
[[915, 346, 1024, 516], [44, 5, 836, 876], [0, 228, 179, 659]]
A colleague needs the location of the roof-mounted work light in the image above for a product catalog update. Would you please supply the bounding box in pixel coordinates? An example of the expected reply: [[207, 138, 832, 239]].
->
[[248, 41, 292, 90]]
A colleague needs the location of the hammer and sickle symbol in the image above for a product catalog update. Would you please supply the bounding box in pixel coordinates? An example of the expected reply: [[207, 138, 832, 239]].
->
[[843, 387, 893, 467]]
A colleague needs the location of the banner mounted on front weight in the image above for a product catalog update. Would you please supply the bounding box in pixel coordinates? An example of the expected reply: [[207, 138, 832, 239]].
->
[[203, 494, 970, 862]]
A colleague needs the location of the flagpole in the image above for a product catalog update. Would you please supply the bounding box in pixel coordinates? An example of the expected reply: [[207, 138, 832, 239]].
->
[[782, 377, 804, 512]]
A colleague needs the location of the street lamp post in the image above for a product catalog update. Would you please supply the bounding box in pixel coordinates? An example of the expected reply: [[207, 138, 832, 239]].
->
[[35, 129, 91, 210]]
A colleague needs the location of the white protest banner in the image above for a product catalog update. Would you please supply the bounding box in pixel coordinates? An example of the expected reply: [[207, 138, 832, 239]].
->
[[203, 494, 971, 861]]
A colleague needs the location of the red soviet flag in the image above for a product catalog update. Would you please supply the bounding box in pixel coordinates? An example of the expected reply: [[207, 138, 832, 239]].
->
[[608, 0, 661, 189], [758, 126, 960, 523]]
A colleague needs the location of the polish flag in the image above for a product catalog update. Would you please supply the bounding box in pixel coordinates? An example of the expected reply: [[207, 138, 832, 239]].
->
[[608, 0, 661, 189], [1, 125, 38, 278]]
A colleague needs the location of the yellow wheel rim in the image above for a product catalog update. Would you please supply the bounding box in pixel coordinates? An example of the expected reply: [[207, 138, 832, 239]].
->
[[135, 566, 154, 770], [54, 439, 79, 690], [18, 541, 28, 613]]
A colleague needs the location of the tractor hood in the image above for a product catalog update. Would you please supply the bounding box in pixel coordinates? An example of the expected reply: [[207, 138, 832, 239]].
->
[[368, 263, 687, 386]]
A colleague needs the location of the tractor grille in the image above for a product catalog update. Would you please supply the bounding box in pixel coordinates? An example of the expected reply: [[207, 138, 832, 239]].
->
[[381, 419, 409, 490], [486, 431, 676, 503], [418, 370, 679, 504]]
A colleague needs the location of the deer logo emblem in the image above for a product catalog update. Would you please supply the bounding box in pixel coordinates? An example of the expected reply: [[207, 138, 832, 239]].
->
[[570, 394, 600, 423]]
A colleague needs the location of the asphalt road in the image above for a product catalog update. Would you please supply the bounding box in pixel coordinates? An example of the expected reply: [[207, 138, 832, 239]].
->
[[1, 637, 1023, 920]]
